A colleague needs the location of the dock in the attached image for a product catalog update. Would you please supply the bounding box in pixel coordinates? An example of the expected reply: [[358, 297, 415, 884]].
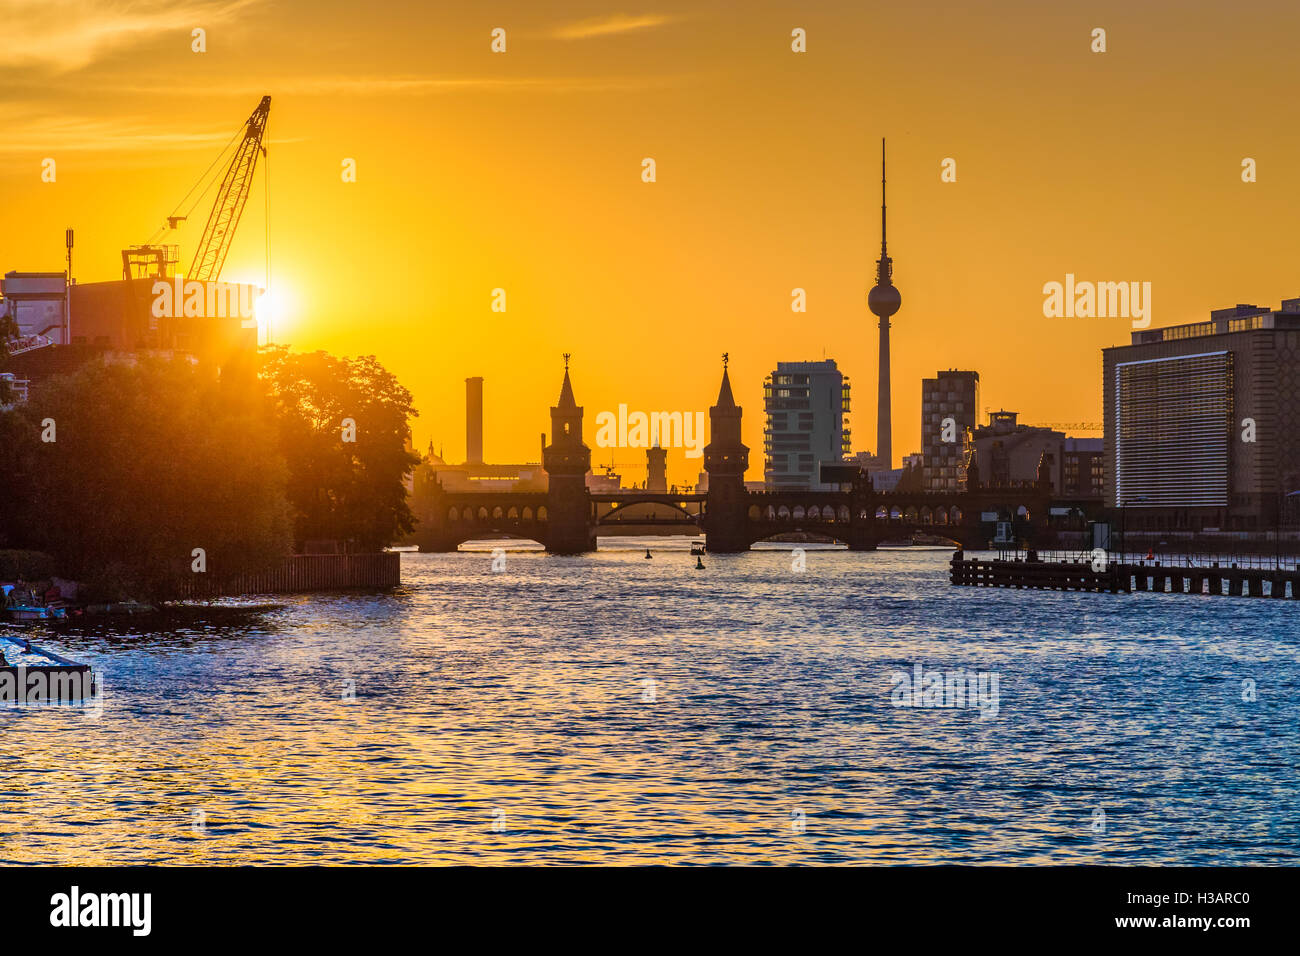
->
[[0, 635, 97, 703], [950, 551, 1300, 598]]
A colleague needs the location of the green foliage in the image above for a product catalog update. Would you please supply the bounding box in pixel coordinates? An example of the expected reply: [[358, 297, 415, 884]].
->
[[0, 305, 18, 406], [0, 549, 56, 581], [259, 346, 419, 551], [0, 358, 292, 599]]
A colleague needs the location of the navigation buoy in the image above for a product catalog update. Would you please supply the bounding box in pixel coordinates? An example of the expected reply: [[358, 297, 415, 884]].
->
[[695, 555, 705, 570], [645, 549, 652, 559]]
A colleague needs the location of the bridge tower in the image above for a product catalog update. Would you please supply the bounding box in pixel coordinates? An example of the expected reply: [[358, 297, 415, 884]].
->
[[703, 356, 751, 552], [542, 355, 594, 553]]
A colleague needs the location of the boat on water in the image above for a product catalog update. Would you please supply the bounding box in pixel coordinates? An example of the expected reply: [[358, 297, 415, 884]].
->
[[0, 635, 96, 704], [6, 605, 68, 622]]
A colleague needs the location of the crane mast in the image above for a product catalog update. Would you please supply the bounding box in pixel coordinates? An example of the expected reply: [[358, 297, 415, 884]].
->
[[188, 95, 271, 282]]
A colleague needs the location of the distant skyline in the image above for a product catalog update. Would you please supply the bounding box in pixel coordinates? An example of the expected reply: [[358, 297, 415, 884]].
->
[[4, 0, 1300, 482]]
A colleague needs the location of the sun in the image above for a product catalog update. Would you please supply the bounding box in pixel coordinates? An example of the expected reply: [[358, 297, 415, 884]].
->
[[255, 282, 296, 344]]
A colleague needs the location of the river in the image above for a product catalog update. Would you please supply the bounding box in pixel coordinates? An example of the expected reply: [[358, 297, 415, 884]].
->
[[2, 541, 1296, 864]]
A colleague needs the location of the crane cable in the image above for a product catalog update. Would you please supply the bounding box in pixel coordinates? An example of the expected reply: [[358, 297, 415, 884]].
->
[[143, 122, 246, 247], [263, 142, 271, 344]]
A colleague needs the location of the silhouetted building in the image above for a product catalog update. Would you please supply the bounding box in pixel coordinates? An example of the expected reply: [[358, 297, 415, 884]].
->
[[763, 359, 851, 491], [415, 443, 546, 493], [703, 360, 749, 552], [2, 272, 67, 345], [970, 410, 1063, 489], [1103, 300, 1300, 529], [646, 445, 667, 493], [465, 376, 483, 464], [542, 357, 593, 553], [921, 370, 979, 492], [2, 273, 259, 397], [1062, 437, 1104, 499]]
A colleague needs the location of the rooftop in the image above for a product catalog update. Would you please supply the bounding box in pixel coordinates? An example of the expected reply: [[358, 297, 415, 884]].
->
[[1125, 299, 1300, 347]]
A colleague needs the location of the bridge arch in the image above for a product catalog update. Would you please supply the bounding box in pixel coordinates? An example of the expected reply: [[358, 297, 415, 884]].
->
[[594, 499, 700, 525]]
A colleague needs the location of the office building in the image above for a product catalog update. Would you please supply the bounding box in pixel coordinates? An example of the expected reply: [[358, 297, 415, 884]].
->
[[1062, 437, 1104, 499], [1103, 300, 1300, 529], [763, 359, 852, 490], [920, 370, 979, 492]]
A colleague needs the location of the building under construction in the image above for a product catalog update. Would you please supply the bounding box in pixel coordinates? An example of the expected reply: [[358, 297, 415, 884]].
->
[[1, 97, 272, 398]]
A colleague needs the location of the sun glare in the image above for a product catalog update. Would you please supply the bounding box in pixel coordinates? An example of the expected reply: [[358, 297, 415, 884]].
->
[[256, 283, 295, 344]]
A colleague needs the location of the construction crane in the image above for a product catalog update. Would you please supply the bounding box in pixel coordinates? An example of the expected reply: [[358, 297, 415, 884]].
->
[[189, 96, 271, 281], [1028, 422, 1103, 432], [123, 96, 271, 282]]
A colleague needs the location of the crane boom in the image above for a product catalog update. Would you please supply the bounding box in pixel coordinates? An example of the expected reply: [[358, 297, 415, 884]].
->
[[188, 96, 271, 282]]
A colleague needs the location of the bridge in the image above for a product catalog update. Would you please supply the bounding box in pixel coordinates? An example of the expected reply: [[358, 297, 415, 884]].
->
[[408, 363, 1098, 553]]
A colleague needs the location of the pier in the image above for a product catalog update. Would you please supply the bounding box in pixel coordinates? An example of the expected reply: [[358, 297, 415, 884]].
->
[[176, 552, 401, 599], [950, 551, 1300, 598]]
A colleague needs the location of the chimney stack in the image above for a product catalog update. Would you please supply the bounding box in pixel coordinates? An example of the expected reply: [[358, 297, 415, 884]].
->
[[465, 376, 484, 464]]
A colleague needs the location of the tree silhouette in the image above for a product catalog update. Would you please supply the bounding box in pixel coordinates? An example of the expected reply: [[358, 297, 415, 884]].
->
[[259, 346, 419, 552]]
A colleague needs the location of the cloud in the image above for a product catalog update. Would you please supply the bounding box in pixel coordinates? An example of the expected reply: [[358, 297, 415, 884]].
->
[[0, 112, 233, 153], [0, 0, 261, 72], [553, 14, 672, 41], [96, 73, 691, 98]]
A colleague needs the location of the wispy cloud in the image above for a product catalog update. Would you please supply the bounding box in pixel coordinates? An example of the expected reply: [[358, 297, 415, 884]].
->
[[0, 0, 261, 72], [97, 73, 691, 98], [553, 14, 672, 41], [0, 110, 234, 153]]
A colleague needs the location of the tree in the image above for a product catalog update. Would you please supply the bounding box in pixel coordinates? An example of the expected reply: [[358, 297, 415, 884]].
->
[[0, 301, 18, 406], [0, 357, 292, 599], [259, 346, 419, 551]]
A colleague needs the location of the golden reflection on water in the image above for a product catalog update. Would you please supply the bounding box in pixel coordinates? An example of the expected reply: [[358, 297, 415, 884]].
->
[[2, 543, 1296, 864]]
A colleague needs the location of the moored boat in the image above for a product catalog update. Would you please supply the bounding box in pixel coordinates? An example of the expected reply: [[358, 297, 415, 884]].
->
[[0, 636, 97, 704]]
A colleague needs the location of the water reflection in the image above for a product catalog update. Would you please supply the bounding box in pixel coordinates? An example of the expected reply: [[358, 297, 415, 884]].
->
[[1, 548, 1296, 864]]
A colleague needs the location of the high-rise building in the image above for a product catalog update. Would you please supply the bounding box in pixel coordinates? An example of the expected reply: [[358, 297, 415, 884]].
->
[[920, 370, 979, 492], [763, 359, 851, 490], [1062, 437, 1104, 499], [1103, 300, 1300, 529], [465, 376, 484, 465]]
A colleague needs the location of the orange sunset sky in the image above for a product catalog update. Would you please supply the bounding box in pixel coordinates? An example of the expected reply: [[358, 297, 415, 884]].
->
[[3, 0, 1299, 483]]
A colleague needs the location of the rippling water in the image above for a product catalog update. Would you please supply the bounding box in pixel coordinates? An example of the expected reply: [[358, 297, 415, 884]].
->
[[2, 542, 1297, 864]]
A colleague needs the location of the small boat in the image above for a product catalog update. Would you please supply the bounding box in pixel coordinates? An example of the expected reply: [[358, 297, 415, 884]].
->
[[8, 605, 50, 622], [0, 636, 96, 704], [690, 542, 706, 556]]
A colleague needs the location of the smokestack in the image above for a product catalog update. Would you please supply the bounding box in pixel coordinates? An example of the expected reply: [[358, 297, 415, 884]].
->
[[465, 376, 484, 465]]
